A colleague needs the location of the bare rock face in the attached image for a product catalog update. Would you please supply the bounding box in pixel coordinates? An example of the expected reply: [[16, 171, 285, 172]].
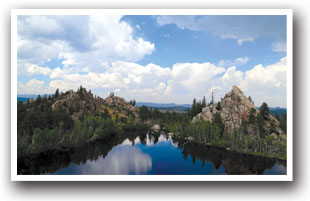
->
[[192, 85, 282, 136], [103, 93, 139, 118]]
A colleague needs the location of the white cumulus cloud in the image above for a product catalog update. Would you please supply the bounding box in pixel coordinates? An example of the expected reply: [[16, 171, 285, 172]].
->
[[18, 62, 52, 76], [18, 79, 47, 94], [18, 57, 287, 107], [17, 15, 155, 73]]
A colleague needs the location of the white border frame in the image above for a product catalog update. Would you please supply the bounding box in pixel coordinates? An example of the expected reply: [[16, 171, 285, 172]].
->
[[11, 9, 293, 181]]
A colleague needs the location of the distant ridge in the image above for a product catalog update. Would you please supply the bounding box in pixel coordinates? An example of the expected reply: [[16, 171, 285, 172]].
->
[[18, 94, 52, 98], [17, 94, 39, 99], [17, 94, 53, 102], [256, 107, 287, 117], [136, 102, 191, 108]]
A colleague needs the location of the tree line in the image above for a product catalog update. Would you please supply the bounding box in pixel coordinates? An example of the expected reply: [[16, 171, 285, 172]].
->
[[17, 88, 147, 158], [17, 87, 287, 160], [138, 98, 287, 159]]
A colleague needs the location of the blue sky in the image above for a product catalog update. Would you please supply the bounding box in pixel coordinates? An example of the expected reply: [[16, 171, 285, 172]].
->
[[17, 15, 287, 107], [123, 15, 286, 69]]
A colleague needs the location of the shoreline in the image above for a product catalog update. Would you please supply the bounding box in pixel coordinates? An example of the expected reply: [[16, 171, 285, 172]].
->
[[169, 133, 287, 161]]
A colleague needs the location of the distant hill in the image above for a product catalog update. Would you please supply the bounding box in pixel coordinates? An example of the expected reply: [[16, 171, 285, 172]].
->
[[269, 107, 287, 117], [17, 97, 30, 102], [136, 102, 191, 108], [17, 94, 53, 102], [256, 107, 287, 117]]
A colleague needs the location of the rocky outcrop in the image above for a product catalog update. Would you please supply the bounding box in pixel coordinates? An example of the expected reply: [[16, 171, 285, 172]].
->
[[103, 93, 139, 118], [192, 85, 282, 137], [52, 88, 100, 119], [51, 87, 139, 120], [150, 124, 161, 132]]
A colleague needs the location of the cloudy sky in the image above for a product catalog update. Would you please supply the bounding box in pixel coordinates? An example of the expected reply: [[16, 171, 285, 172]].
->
[[17, 15, 287, 107]]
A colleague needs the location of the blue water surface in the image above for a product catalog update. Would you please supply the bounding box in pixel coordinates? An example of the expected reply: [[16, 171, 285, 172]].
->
[[46, 134, 286, 175]]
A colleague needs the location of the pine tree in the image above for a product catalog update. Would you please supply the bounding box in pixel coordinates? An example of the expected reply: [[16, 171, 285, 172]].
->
[[216, 101, 222, 110], [249, 108, 256, 124], [257, 115, 267, 138], [55, 88, 59, 98], [202, 96, 206, 108], [139, 105, 149, 122], [280, 113, 287, 134], [191, 98, 197, 118], [259, 102, 270, 120]]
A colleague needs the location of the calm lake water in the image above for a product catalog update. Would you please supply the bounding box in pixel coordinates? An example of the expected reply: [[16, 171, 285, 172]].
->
[[18, 132, 287, 175]]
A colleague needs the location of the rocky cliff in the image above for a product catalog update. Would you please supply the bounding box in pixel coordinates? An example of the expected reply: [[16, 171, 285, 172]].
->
[[192, 85, 283, 138]]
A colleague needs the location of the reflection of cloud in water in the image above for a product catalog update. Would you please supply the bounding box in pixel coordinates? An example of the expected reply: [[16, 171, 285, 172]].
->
[[272, 164, 287, 173], [146, 134, 154, 146], [121, 138, 132, 146], [78, 146, 152, 175], [170, 136, 179, 148], [158, 135, 168, 143], [146, 134, 169, 147], [134, 137, 141, 144], [171, 141, 178, 148]]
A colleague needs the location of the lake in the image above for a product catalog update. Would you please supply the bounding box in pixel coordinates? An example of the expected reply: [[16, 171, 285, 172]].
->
[[18, 132, 287, 175]]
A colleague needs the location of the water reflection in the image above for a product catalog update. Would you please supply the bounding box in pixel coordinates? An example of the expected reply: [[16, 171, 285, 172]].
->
[[71, 146, 152, 175], [177, 140, 285, 175], [17, 132, 286, 175]]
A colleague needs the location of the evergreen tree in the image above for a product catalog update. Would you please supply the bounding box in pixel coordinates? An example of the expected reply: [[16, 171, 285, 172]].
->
[[249, 108, 256, 124], [259, 102, 270, 120], [191, 98, 197, 118], [55, 88, 59, 98], [275, 114, 280, 121], [241, 119, 248, 136], [35, 95, 42, 106], [214, 112, 224, 138], [269, 120, 277, 133], [78, 85, 84, 99], [248, 96, 252, 103], [216, 101, 222, 111], [202, 96, 206, 108], [139, 105, 149, 122], [257, 115, 267, 138], [280, 113, 287, 134]]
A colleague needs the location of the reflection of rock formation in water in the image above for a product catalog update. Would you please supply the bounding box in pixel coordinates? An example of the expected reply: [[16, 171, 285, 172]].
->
[[77, 146, 152, 175], [174, 137, 286, 175], [18, 133, 163, 175], [18, 133, 133, 175]]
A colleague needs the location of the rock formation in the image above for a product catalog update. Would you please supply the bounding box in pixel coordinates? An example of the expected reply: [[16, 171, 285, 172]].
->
[[150, 124, 161, 132], [51, 87, 139, 120], [192, 85, 283, 137], [103, 93, 139, 118]]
